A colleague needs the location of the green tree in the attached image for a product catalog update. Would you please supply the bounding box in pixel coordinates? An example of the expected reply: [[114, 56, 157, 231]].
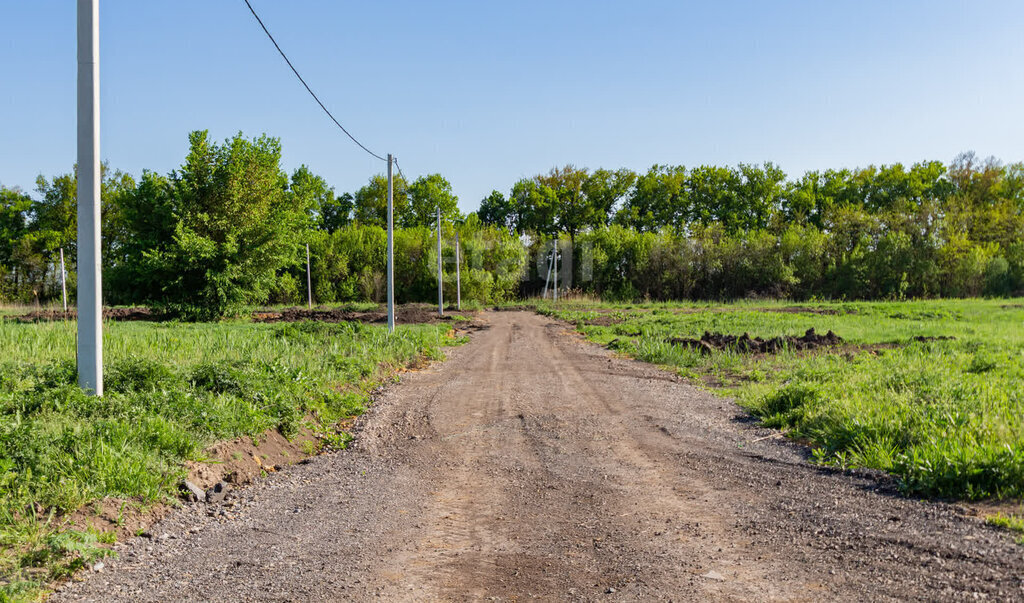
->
[[352, 173, 410, 227], [617, 165, 687, 232], [289, 165, 334, 230], [408, 173, 461, 226], [320, 192, 353, 233], [0, 187, 32, 300], [511, 178, 558, 235], [116, 130, 307, 319], [537, 165, 590, 243], [478, 190, 519, 235], [582, 168, 636, 227]]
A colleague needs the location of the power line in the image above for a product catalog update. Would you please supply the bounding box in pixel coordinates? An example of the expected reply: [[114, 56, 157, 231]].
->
[[242, 0, 387, 162], [393, 157, 409, 187]]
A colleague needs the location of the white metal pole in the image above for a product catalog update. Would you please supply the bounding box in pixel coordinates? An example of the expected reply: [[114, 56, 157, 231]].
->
[[306, 243, 312, 309], [552, 238, 558, 303], [542, 247, 553, 299], [455, 232, 461, 311], [437, 205, 444, 317], [77, 0, 102, 396], [60, 247, 68, 313], [386, 154, 395, 333]]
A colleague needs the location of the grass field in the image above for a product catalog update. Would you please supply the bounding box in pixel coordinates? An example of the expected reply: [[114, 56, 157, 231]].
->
[[0, 316, 460, 599], [539, 298, 1024, 501]]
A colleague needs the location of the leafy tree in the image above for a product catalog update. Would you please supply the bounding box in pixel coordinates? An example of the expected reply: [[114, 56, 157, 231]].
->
[[617, 165, 687, 232], [289, 165, 334, 230], [731, 162, 785, 231], [408, 173, 461, 226], [511, 178, 558, 235], [0, 187, 31, 300], [113, 130, 307, 319], [352, 173, 410, 227], [478, 190, 519, 235], [537, 165, 590, 243], [320, 192, 353, 233], [582, 168, 636, 227]]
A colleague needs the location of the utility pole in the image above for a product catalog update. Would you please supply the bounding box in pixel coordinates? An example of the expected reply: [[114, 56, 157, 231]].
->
[[542, 244, 553, 299], [552, 238, 559, 303], [437, 205, 444, 317], [386, 154, 395, 332], [77, 0, 102, 395], [305, 243, 312, 309], [59, 247, 68, 313], [455, 232, 461, 311]]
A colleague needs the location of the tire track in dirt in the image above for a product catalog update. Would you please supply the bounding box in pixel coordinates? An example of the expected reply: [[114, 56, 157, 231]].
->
[[56, 312, 1024, 602]]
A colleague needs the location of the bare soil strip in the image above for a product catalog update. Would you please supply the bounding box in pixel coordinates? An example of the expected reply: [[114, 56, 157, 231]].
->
[[55, 311, 1023, 601], [252, 304, 458, 324]]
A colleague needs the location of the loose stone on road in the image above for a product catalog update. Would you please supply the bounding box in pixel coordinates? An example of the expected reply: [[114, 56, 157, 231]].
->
[[56, 311, 1023, 601]]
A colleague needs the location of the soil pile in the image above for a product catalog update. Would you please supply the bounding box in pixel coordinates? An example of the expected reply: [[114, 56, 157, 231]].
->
[[11, 307, 156, 322], [668, 328, 843, 354], [253, 304, 456, 324]]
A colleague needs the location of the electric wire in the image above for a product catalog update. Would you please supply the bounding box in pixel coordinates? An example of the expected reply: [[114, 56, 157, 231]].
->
[[393, 157, 412, 197], [393, 157, 409, 186], [242, 0, 387, 162]]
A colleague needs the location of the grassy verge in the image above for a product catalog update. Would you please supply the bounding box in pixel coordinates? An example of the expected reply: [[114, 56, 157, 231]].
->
[[0, 318, 461, 600], [987, 513, 1024, 544], [539, 298, 1024, 501]]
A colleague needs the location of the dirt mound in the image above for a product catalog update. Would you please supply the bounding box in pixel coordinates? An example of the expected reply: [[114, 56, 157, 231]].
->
[[911, 335, 956, 343], [253, 304, 457, 324], [766, 306, 841, 315], [668, 328, 843, 354], [10, 307, 157, 322]]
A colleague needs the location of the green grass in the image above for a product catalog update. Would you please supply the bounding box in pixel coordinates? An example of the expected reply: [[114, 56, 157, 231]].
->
[[541, 298, 1024, 501], [987, 512, 1024, 544], [0, 317, 460, 600]]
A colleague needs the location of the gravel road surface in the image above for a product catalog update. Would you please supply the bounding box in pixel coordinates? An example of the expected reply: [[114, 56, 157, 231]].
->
[[55, 311, 1024, 601]]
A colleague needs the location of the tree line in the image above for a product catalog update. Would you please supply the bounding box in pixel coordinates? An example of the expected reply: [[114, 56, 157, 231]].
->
[[0, 131, 521, 318], [485, 156, 1024, 300], [2, 130, 1022, 318]]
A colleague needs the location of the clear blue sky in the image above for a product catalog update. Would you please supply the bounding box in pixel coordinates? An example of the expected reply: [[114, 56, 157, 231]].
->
[[2, 1, 1022, 213]]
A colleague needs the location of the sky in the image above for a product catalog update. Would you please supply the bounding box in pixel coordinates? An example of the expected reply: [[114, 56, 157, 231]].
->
[[2, 1, 1023, 213]]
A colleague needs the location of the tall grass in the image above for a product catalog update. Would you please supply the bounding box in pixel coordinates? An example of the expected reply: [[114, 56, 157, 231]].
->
[[548, 298, 1024, 500], [0, 318, 459, 599]]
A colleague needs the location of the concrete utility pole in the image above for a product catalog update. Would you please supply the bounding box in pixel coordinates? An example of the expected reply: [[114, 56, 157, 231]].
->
[[552, 238, 559, 303], [437, 205, 444, 317], [59, 247, 68, 313], [77, 0, 102, 395], [455, 232, 461, 311], [305, 243, 312, 309], [542, 246, 553, 299], [386, 154, 395, 332]]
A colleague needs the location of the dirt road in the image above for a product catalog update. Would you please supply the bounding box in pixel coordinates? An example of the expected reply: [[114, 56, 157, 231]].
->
[[56, 311, 1023, 601]]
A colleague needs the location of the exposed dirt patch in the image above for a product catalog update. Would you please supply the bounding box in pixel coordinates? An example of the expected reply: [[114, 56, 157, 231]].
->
[[911, 335, 957, 343], [60, 425, 321, 543], [64, 498, 174, 542], [9, 307, 157, 323], [579, 305, 845, 327], [581, 305, 843, 317], [490, 304, 536, 312], [252, 303, 467, 324], [668, 328, 843, 354], [584, 314, 625, 326], [185, 425, 320, 490]]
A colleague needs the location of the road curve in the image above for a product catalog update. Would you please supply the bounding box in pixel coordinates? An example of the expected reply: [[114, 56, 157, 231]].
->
[[56, 311, 1023, 601]]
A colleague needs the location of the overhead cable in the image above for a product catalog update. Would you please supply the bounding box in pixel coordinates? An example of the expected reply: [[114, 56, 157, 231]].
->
[[242, 0, 387, 162]]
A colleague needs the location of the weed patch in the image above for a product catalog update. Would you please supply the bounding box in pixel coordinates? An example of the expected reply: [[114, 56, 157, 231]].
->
[[547, 298, 1024, 501], [0, 318, 459, 599]]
